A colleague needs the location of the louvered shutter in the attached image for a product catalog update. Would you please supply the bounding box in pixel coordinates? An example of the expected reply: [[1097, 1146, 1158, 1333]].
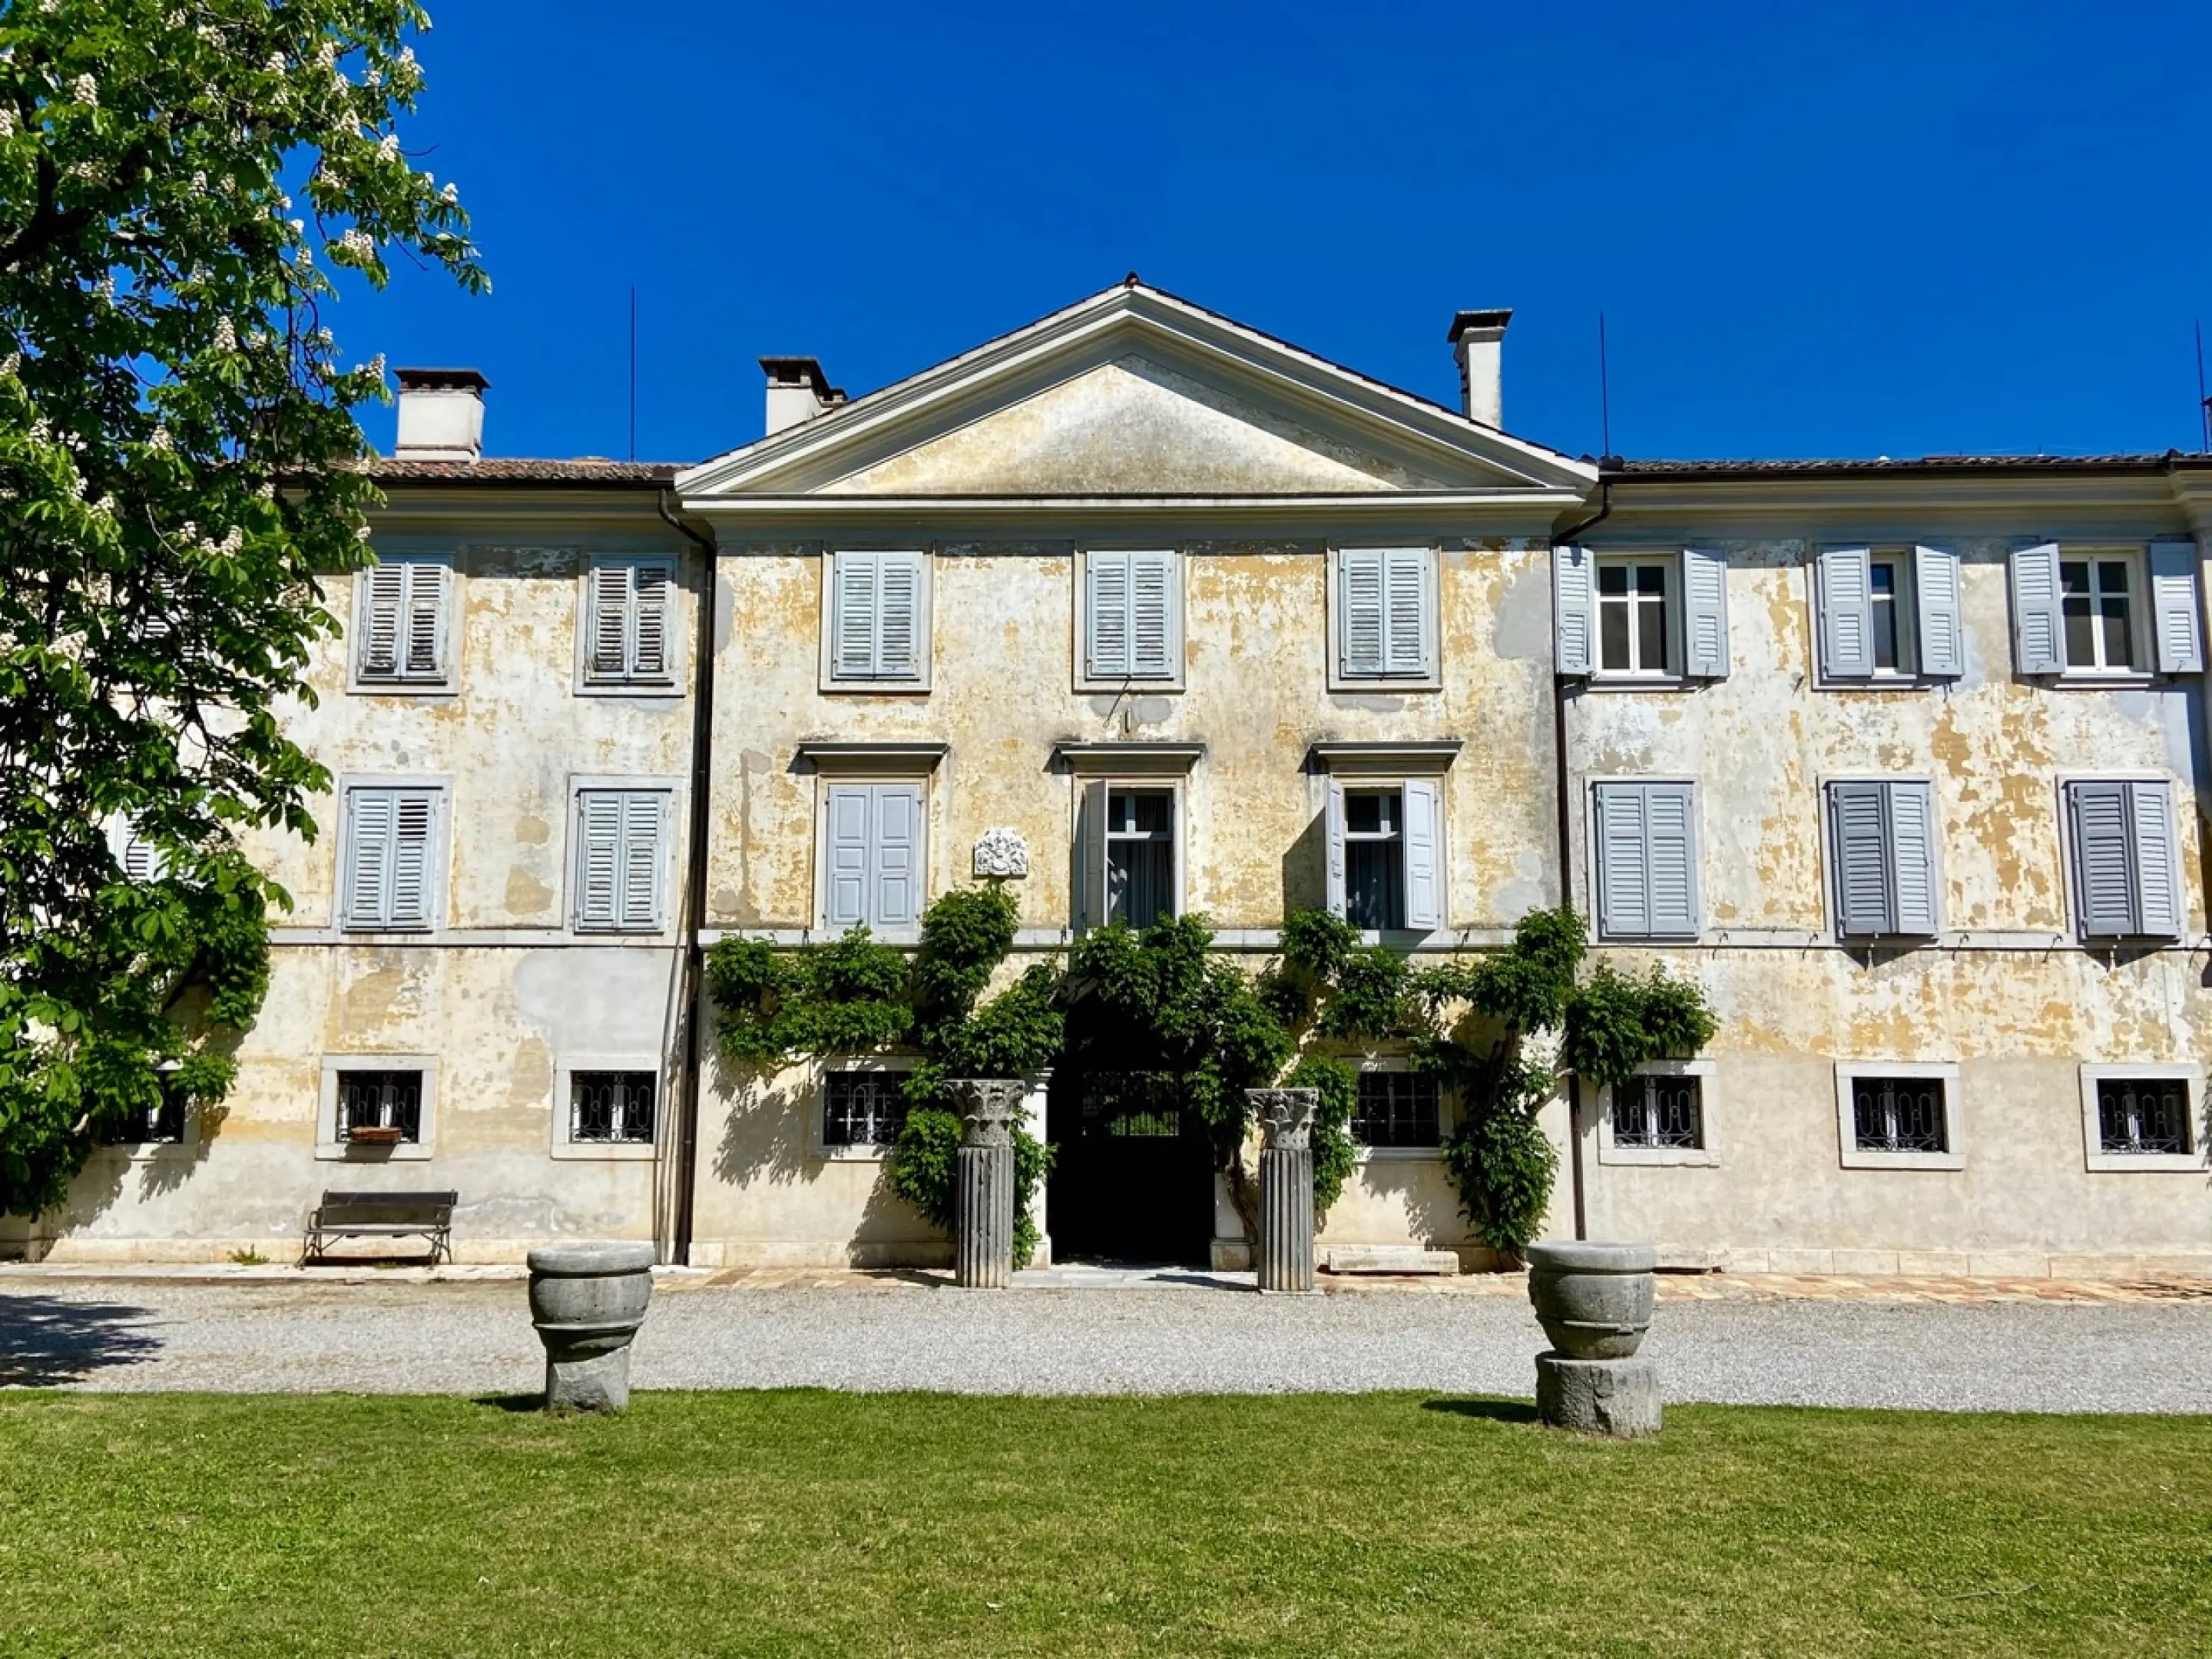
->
[[1643, 783, 1699, 937], [876, 553, 922, 679], [1682, 546, 1730, 678], [632, 562, 671, 679], [2147, 539, 2204, 674], [2129, 780, 2181, 937], [871, 784, 921, 929], [2070, 780, 2139, 938], [387, 792, 435, 927], [118, 820, 158, 882], [343, 789, 394, 926], [1913, 545, 1965, 677], [1594, 783, 1651, 937], [1887, 780, 1939, 935], [361, 564, 406, 675], [1339, 550, 1386, 677], [1382, 548, 1431, 676], [1830, 781, 1894, 937], [588, 565, 629, 679], [1075, 779, 1109, 930], [618, 792, 663, 928], [2010, 541, 2064, 674], [1086, 552, 1131, 679], [1323, 779, 1347, 918], [1402, 778, 1442, 931], [402, 561, 445, 677], [575, 791, 624, 928], [833, 554, 879, 679], [824, 785, 871, 928], [1554, 545, 1597, 675], [1817, 546, 1875, 679], [1130, 551, 1175, 678]]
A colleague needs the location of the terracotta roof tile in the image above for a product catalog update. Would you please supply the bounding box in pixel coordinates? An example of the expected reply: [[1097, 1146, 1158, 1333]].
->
[[1607, 452, 2210, 479], [366, 458, 686, 484]]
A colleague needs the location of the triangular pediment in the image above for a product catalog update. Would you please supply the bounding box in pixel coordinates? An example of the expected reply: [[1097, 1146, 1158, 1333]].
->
[[678, 284, 1598, 505]]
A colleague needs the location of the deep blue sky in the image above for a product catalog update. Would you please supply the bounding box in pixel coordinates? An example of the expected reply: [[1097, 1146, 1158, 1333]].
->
[[360, 2, 2211, 466]]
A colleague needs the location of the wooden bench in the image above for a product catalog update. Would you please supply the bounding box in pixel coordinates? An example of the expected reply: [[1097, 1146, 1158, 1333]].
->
[[306, 1190, 457, 1264]]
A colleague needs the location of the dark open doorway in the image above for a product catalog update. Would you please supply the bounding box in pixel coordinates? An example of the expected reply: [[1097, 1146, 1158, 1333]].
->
[[1046, 1071, 1215, 1264]]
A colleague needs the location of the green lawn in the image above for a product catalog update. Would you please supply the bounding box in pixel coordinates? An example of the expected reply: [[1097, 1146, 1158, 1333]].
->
[[1, 1391, 2207, 1657]]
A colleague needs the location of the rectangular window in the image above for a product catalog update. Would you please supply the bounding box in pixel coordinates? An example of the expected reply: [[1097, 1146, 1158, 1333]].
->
[[1849, 1075, 1948, 1154], [569, 1070, 657, 1145], [2061, 557, 2137, 671], [573, 790, 667, 932], [355, 556, 452, 685], [1868, 556, 1906, 672], [1352, 1071, 1440, 1148], [1336, 547, 1435, 680], [1826, 779, 1939, 939], [2096, 1075, 2191, 1156], [584, 559, 675, 687], [1343, 788, 1406, 931], [1818, 544, 1966, 681], [336, 1069, 423, 1144], [1084, 551, 1180, 682], [1611, 1074, 1704, 1150], [339, 785, 440, 932], [822, 1071, 906, 1148], [1592, 780, 1700, 940], [1105, 787, 1175, 929], [2066, 779, 2181, 940], [828, 550, 927, 683], [1598, 558, 1672, 675], [98, 1078, 187, 1146], [823, 782, 924, 933]]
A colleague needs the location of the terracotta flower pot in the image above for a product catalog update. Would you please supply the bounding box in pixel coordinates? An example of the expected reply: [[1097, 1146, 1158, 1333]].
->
[[1526, 1240, 1657, 1359], [346, 1124, 404, 1147]]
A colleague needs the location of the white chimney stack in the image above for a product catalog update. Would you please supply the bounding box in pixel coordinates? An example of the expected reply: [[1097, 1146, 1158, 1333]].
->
[[392, 368, 488, 462], [1447, 310, 1512, 429], [760, 356, 846, 437]]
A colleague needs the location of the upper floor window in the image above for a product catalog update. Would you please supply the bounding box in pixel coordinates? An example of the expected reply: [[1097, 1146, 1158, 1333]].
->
[[583, 558, 676, 689], [1081, 550, 1181, 686], [823, 781, 924, 935], [1325, 780, 1442, 933], [1591, 780, 1700, 940], [1075, 784, 1177, 931], [1825, 779, 1940, 940], [339, 783, 442, 932], [1815, 544, 1964, 681], [353, 554, 453, 689], [1554, 545, 1729, 680], [826, 549, 929, 687], [2065, 778, 2181, 941], [2012, 540, 2204, 678], [1599, 558, 1672, 675], [572, 789, 669, 932], [1332, 546, 1437, 685]]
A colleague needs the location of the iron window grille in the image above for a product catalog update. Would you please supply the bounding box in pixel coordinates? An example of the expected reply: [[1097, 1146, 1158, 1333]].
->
[[2097, 1077, 2192, 1156], [1611, 1075, 1704, 1150], [1850, 1075, 1947, 1154], [1081, 1073, 1182, 1140], [1352, 1071, 1440, 1148], [571, 1070, 657, 1145], [822, 1071, 907, 1147], [337, 1069, 423, 1142], [98, 1081, 187, 1145]]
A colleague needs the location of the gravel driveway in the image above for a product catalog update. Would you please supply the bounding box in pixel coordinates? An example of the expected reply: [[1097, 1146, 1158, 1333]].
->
[[5, 1273, 2210, 1412]]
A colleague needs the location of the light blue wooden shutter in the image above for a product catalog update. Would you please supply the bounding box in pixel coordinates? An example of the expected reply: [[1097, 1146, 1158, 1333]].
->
[[2068, 780, 2138, 938], [832, 553, 879, 679], [2130, 780, 2180, 937], [588, 565, 629, 679], [618, 792, 663, 929], [402, 561, 447, 678], [343, 789, 394, 925], [2147, 539, 2204, 674], [575, 791, 623, 928], [1085, 551, 1131, 679], [387, 792, 435, 927], [1817, 546, 1875, 679], [871, 784, 922, 929], [1830, 781, 1893, 937], [1682, 547, 1730, 678], [117, 818, 159, 882], [876, 552, 922, 679], [1075, 779, 1109, 930], [631, 561, 671, 679], [360, 563, 405, 675], [1323, 779, 1347, 918], [1887, 780, 1939, 935], [1553, 545, 1596, 676], [824, 784, 871, 927], [1402, 778, 1441, 931], [1643, 783, 1699, 937], [1131, 551, 1176, 678], [1913, 545, 1965, 677], [1594, 783, 1651, 937], [1382, 548, 1431, 675], [2010, 541, 2064, 674], [1339, 550, 1385, 677]]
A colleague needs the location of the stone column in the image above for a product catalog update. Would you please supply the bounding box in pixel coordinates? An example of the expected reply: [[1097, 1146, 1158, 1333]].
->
[[1249, 1088, 1318, 1293], [527, 1240, 656, 1412], [950, 1078, 1022, 1288], [1527, 1240, 1662, 1438]]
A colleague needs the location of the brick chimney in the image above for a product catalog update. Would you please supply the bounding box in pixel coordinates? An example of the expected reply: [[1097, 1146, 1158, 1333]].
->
[[1446, 310, 1512, 429], [393, 368, 488, 462]]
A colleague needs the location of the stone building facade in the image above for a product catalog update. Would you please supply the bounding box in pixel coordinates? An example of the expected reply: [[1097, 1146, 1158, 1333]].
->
[[12, 282, 2210, 1277]]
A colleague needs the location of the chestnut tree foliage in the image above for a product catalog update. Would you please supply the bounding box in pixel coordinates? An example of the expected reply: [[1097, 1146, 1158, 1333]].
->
[[0, 1, 484, 1214]]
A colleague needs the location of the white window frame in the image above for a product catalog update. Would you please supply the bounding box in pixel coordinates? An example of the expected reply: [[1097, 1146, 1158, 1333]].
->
[[90, 1065, 195, 1162], [814, 774, 930, 941], [552, 1054, 664, 1161], [2079, 1064, 2205, 1174], [2053, 547, 2150, 677], [819, 548, 932, 691], [1075, 548, 1185, 691], [1326, 545, 1440, 690], [1592, 552, 1679, 680], [334, 775, 450, 935], [316, 1055, 439, 1162], [1074, 778, 1187, 932], [348, 545, 459, 695], [565, 777, 680, 937], [1594, 1059, 1718, 1168], [575, 552, 682, 695], [811, 1056, 917, 1163], [1348, 1058, 1449, 1163], [1833, 1061, 1962, 1171]]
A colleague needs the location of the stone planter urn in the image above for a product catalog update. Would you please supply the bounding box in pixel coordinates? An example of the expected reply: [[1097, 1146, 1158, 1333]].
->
[[1525, 1240, 1661, 1438], [1248, 1088, 1318, 1293], [949, 1078, 1022, 1289], [527, 1240, 655, 1412]]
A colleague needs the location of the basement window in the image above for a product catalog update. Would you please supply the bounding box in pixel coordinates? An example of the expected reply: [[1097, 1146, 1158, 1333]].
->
[[822, 1071, 907, 1149], [1352, 1071, 1440, 1150], [1611, 1075, 1703, 1150], [2095, 1076, 2191, 1156], [338, 1069, 424, 1144], [570, 1071, 657, 1145]]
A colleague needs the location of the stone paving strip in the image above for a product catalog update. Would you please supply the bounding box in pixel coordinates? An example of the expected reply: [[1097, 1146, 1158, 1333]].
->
[[3, 1265, 2210, 1412]]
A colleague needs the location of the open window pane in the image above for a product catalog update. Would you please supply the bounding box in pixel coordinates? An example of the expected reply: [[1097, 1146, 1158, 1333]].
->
[[1343, 788, 1405, 930], [1869, 560, 1900, 671], [1105, 787, 1174, 929]]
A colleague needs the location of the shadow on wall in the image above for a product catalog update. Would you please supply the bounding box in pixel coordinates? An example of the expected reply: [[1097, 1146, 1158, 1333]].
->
[[1350, 1159, 1468, 1253], [0, 1293, 163, 1386], [710, 1073, 812, 1190], [1280, 808, 1326, 920]]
